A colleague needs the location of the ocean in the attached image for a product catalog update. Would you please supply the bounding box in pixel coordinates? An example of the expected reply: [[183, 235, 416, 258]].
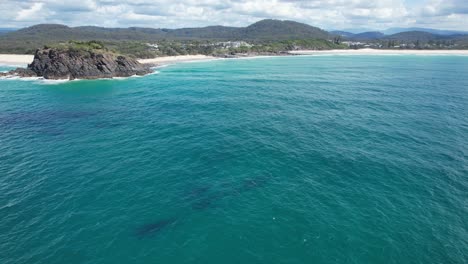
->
[[1, 55, 467, 264]]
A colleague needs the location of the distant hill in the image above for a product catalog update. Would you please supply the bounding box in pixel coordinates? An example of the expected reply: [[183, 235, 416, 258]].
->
[[383, 31, 446, 42], [2, 24, 168, 41], [331, 31, 385, 40], [239, 19, 329, 40], [330, 28, 467, 48], [336, 27, 468, 36], [383, 27, 468, 36], [2, 20, 466, 55], [0, 19, 329, 42], [166, 25, 240, 39], [165, 20, 329, 40], [0, 20, 332, 54], [350, 31, 385, 40], [330, 31, 355, 38], [339, 28, 374, 34], [0, 28, 16, 35]]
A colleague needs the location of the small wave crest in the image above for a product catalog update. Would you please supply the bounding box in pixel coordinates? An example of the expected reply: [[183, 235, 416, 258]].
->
[[1, 70, 160, 84]]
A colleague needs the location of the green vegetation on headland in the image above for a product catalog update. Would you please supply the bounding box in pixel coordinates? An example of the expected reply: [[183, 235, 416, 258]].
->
[[0, 39, 345, 59], [1, 42, 152, 80], [116, 39, 346, 58], [0, 19, 466, 58], [44, 40, 108, 53]]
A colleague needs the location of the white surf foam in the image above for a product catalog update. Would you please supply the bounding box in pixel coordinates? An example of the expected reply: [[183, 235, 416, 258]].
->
[[0, 69, 160, 84]]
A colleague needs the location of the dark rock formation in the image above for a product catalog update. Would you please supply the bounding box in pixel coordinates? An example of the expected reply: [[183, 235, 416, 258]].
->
[[1, 48, 153, 80], [0, 67, 37, 78]]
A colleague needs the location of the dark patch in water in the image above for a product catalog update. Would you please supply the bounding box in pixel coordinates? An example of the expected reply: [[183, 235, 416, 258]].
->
[[135, 217, 177, 238], [134, 175, 273, 238], [240, 175, 270, 191]]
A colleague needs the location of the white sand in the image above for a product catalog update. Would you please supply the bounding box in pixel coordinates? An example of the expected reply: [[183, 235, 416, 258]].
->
[[1, 50, 467, 67], [289, 49, 468, 56], [138, 55, 217, 65], [0, 54, 34, 66], [0, 54, 215, 67]]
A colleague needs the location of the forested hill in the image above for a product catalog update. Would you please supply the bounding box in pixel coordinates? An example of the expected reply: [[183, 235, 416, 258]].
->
[[332, 30, 467, 42], [382, 31, 446, 41], [240, 19, 329, 40], [1, 19, 466, 55], [0, 19, 329, 43]]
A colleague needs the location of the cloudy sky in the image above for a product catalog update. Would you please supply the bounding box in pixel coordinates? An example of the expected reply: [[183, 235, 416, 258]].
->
[[1, 0, 467, 30]]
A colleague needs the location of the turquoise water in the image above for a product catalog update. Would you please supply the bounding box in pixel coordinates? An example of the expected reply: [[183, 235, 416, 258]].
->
[[0, 55, 467, 264]]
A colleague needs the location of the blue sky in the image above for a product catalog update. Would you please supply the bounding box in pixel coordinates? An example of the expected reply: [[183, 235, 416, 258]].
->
[[1, 0, 467, 30]]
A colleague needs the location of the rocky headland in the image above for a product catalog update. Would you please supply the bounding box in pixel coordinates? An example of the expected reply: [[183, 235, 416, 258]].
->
[[1, 44, 153, 80]]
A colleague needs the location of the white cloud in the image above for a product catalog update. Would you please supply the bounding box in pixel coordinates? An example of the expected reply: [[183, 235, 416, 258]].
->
[[423, 0, 468, 16], [0, 0, 467, 30], [15, 2, 44, 21]]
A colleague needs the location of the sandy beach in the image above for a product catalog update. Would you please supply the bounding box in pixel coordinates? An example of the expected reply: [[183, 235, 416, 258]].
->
[[138, 55, 217, 65], [0, 54, 216, 67], [290, 49, 468, 56], [1, 50, 468, 67], [0, 54, 34, 66]]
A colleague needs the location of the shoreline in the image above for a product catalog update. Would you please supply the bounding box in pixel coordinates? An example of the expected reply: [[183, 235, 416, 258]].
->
[[2, 49, 468, 68], [138, 55, 217, 66], [289, 49, 468, 56], [0, 54, 34, 66], [0, 54, 218, 68]]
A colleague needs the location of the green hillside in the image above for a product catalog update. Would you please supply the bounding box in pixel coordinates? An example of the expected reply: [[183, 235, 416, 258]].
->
[[1, 19, 465, 56], [383, 31, 446, 42], [0, 19, 332, 54], [241, 19, 329, 40]]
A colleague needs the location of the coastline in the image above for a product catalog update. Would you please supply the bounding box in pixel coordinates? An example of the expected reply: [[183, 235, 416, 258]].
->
[[0, 54, 34, 66], [2, 49, 468, 68], [138, 55, 217, 66], [289, 49, 468, 56], [0, 54, 217, 68]]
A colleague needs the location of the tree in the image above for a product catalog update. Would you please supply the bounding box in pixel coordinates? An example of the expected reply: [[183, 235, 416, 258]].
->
[[333, 36, 342, 45]]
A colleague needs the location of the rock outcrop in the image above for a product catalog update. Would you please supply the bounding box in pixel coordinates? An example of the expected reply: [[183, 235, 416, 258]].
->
[[1, 48, 153, 80]]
